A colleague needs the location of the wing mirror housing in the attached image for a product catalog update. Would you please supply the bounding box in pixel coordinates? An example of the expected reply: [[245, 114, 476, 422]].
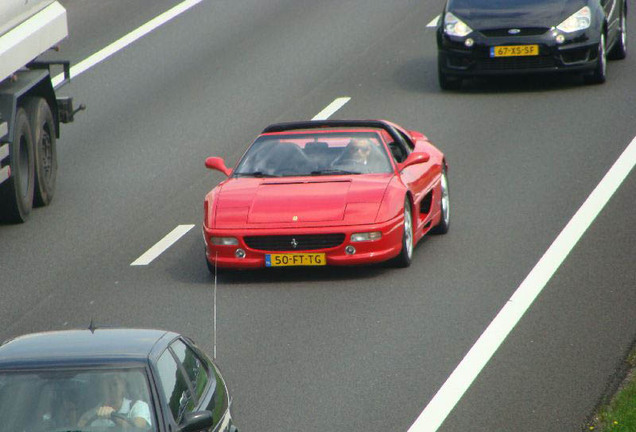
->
[[205, 157, 232, 176], [179, 411, 214, 432], [399, 152, 430, 170]]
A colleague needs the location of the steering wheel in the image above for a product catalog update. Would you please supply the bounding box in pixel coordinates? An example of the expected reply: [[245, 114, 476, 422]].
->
[[81, 412, 137, 428], [111, 413, 137, 427]]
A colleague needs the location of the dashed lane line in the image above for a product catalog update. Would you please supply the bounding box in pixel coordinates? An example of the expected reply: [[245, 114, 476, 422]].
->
[[312, 97, 351, 121], [131, 224, 195, 266]]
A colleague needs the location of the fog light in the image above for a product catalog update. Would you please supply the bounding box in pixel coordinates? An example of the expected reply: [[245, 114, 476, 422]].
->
[[351, 232, 382, 242], [212, 237, 238, 246], [235, 249, 246, 259], [464, 38, 474, 47], [556, 34, 565, 44], [345, 245, 356, 255]]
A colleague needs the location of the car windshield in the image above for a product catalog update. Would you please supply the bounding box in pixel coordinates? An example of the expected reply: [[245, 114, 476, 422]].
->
[[0, 368, 156, 432], [234, 131, 393, 177]]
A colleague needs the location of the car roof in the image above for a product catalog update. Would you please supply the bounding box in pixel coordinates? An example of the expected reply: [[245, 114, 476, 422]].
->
[[0, 328, 178, 370], [262, 119, 394, 135], [260, 120, 410, 149]]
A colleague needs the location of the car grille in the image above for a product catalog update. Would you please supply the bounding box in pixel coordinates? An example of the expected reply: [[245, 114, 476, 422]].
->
[[244, 234, 346, 251], [476, 56, 555, 71], [479, 27, 549, 37]]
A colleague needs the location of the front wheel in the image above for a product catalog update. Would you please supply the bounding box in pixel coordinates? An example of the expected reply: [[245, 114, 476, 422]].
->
[[585, 34, 607, 84], [431, 166, 450, 234], [393, 198, 413, 268], [608, 2, 627, 60]]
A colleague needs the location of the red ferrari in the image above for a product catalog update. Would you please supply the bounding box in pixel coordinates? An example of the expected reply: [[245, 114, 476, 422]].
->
[[203, 120, 449, 270]]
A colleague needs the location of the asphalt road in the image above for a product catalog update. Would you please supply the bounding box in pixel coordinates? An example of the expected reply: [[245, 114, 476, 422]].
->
[[1, 0, 635, 431]]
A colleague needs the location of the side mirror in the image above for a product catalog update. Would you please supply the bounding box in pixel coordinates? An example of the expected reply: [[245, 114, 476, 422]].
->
[[205, 157, 232, 177], [399, 152, 430, 169], [179, 411, 214, 432]]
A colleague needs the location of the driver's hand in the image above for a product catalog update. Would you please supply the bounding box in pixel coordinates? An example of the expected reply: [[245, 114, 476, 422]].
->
[[96, 405, 116, 418]]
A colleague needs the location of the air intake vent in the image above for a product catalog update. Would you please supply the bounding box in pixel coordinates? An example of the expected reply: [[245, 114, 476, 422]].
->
[[245, 234, 345, 251]]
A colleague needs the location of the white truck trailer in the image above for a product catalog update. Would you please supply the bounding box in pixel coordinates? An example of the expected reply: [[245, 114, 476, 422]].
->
[[0, 0, 82, 223]]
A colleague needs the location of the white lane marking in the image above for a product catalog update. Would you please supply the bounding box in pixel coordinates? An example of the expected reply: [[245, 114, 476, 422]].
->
[[51, 0, 203, 87], [312, 97, 351, 120], [427, 15, 440, 28], [131, 224, 195, 266], [409, 135, 636, 432]]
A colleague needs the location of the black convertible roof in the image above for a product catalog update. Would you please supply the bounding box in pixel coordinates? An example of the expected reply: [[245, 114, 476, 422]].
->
[[261, 120, 408, 146]]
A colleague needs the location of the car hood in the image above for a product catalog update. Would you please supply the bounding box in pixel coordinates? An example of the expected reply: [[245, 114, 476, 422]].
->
[[215, 175, 392, 228], [447, 0, 588, 30]]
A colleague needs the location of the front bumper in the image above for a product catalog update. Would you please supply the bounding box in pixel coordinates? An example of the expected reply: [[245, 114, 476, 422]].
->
[[437, 28, 600, 77], [203, 215, 404, 269]]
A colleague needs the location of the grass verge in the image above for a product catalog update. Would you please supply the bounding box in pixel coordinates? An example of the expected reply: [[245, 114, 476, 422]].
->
[[587, 348, 636, 431]]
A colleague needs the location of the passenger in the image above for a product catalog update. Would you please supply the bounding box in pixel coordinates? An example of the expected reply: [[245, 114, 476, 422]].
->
[[77, 372, 151, 429]]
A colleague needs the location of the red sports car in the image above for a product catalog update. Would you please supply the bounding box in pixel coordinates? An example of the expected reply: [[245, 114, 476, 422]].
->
[[203, 120, 449, 270]]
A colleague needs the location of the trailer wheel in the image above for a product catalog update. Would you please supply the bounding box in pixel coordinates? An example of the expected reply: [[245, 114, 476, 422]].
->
[[26, 97, 57, 206], [0, 108, 35, 223]]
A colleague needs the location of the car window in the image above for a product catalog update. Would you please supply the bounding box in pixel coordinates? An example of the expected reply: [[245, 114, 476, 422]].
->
[[0, 368, 156, 432], [380, 129, 411, 163], [156, 350, 196, 424], [170, 339, 209, 402], [398, 129, 415, 151], [234, 132, 393, 176], [387, 140, 409, 163]]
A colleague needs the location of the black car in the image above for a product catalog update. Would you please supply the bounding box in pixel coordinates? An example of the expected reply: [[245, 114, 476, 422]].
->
[[436, 0, 627, 89], [0, 328, 238, 432]]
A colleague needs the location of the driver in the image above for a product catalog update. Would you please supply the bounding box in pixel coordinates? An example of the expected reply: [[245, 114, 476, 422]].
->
[[331, 138, 382, 173], [342, 138, 373, 166], [77, 372, 151, 429]]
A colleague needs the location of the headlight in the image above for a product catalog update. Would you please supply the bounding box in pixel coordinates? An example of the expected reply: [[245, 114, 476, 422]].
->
[[444, 12, 473, 37], [211, 237, 239, 246], [351, 232, 382, 242], [557, 6, 591, 33]]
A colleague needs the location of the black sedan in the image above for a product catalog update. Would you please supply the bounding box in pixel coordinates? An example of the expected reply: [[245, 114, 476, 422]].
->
[[436, 0, 627, 89], [0, 328, 238, 432]]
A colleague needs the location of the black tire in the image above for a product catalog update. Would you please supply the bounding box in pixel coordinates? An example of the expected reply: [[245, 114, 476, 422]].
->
[[431, 166, 450, 234], [438, 54, 462, 90], [0, 108, 35, 223], [26, 97, 57, 207], [608, 2, 627, 60], [584, 33, 607, 84], [393, 198, 414, 268]]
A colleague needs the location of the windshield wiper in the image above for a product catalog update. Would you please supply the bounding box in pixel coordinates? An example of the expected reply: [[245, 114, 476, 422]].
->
[[311, 169, 362, 176], [234, 171, 279, 178]]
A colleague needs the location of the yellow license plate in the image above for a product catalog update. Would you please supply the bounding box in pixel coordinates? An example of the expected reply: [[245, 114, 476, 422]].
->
[[490, 45, 539, 57], [265, 253, 326, 267]]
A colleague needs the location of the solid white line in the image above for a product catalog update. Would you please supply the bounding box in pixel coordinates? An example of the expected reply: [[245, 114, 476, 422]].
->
[[427, 15, 440, 28], [312, 97, 351, 120], [51, 0, 203, 87], [409, 136, 636, 432], [131, 224, 195, 266]]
